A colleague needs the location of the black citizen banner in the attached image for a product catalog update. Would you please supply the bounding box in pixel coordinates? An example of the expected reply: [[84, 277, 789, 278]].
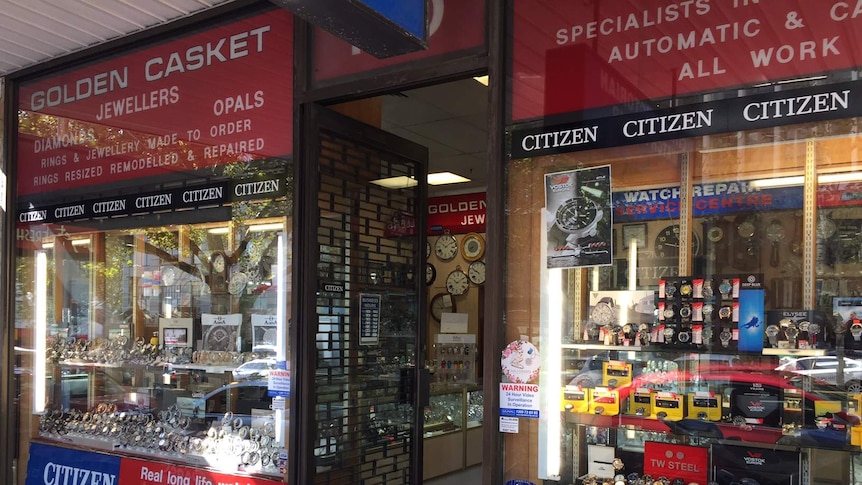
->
[[511, 79, 862, 159], [17, 174, 287, 225]]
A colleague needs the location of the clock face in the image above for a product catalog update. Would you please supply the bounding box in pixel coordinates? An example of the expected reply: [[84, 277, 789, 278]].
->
[[434, 233, 458, 260], [204, 325, 231, 351], [426, 241, 431, 259], [425, 263, 436, 285], [817, 215, 837, 239], [591, 301, 615, 325], [468, 260, 486, 285], [654, 224, 701, 258], [446, 269, 469, 296], [737, 220, 756, 238], [429, 293, 455, 322], [460, 233, 486, 261]]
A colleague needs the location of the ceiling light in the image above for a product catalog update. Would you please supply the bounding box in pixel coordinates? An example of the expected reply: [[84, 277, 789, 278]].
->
[[370, 176, 418, 189], [428, 172, 471, 186], [473, 75, 489, 86], [819, 172, 862, 183], [750, 172, 862, 189], [248, 222, 284, 232], [208, 227, 230, 235], [371, 172, 472, 189], [71, 239, 90, 246]]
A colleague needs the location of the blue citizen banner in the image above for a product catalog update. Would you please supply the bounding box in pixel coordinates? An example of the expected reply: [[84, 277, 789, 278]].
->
[[26, 442, 121, 485], [613, 182, 803, 223]]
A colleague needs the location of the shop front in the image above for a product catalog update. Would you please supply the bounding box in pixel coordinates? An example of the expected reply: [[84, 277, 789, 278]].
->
[[501, 1, 862, 485]]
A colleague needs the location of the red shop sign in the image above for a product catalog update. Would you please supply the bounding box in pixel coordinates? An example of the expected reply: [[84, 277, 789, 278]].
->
[[119, 456, 283, 485], [427, 192, 486, 235], [512, 0, 862, 121], [17, 9, 293, 196], [313, 0, 484, 82], [643, 441, 708, 484]]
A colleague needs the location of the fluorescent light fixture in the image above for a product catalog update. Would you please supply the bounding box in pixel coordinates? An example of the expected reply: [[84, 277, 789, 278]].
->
[[751, 172, 862, 188], [71, 239, 90, 246], [249, 222, 284, 232], [208, 227, 230, 235], [473, 75, 489, 86], [370, 176, 418, 189], [538, 216, 561, 480], [428, 172, 470, 186], [42, 242, 54, 249], [371, 172, 471, 189], [752, 75, 827, 88], [34, 250, 48, 413], [750, 176, 804, 188]]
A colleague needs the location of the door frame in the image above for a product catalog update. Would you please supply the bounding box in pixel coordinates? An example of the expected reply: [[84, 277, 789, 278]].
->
[[292, 103, 430, 484]]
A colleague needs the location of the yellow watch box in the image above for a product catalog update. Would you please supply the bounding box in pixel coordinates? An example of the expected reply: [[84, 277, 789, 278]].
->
[[561, 385, 591, 414], [602, 360, 632, 388], [653, 392, 685, 421], [590, 387, 620, 416], [687, 391, 721, 421], [628, 387, 654, 417]]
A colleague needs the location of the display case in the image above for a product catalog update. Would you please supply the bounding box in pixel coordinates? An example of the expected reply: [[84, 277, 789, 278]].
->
[[423, 386, 483, 480]]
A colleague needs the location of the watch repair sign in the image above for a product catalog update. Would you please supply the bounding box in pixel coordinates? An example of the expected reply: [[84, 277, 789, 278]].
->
[[643, 442, 708, 484]]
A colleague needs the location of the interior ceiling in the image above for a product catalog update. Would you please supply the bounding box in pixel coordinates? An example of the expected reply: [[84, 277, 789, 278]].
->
[[0, 1, 489, 196], [382, 79, 489, 196], [0, 0, 231, 77]]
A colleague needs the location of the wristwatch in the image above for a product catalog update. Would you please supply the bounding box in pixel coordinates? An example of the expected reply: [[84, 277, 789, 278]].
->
[[765, 325, 780, 347], [718, 280, 732, 299], [590, 297, 617, 326], [808, 322, 821, 346], [679, 283, 693, 298], [553, 197, 604, 244], [718, 305, 732, 321], [677, 330, 691, 343], [702, 326, 714, 345], [663, 306, 676, 320], [719, 327, 733, 348], [703, 303, 714, 323], [638, 323, 651, 346], [702, 280, 714, 299], [679, 304, 692, 320], [663, 326, 675, 343], [665, 283, 677, 298], [784, 321, 800, 347]]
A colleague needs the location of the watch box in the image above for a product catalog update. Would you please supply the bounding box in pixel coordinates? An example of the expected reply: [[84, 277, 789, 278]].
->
[[687, 392, 722, 421], [602, 360, 632, 388], [590, 387, 620, 416], [653, 392, 685, 421], [561, 385, 590, 413], [628, 387, 654, 417]]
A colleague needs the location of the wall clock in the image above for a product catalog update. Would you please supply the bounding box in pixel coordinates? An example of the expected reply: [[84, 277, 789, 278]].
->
[[434, 231, 458, 261], [653, 224, 701, 258], [468, 260, 486, 285], [429, 292, 456, 322], [766, 219, 785, 267], [425, 263, 436, 286], [621, 223, 647, 249], [460, 232, 486, 261], [446, 267, 470, 296]]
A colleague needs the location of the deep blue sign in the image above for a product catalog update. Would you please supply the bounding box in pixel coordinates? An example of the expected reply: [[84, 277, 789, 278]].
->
[[26, 442, 121, 485], [360, 0, 425, 39]]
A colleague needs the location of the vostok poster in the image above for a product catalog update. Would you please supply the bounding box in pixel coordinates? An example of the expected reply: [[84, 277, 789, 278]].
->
[[544, 165, 612, 268]]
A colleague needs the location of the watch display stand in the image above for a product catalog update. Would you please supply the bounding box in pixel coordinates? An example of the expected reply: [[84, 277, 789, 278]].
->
[[433, 334, 477, 385], [422, 387, 483, 480]]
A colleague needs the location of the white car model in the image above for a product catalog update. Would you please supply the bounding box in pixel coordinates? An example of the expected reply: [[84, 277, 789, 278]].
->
[[776, 356, 862, 393], [232, 359, 277, 380]]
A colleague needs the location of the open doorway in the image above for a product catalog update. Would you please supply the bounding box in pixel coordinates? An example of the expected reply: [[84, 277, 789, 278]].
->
[[330, 77, 489, 483]]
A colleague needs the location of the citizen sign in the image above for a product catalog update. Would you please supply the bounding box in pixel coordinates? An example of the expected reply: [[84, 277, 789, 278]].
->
[[42, 462, 117, 485]]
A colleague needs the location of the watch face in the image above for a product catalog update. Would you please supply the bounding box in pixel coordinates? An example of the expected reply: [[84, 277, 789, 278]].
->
[[654, 224, 701, 258], [663, 308, 676, 319], [718, 281, 733, 296], [766, 219, 785, 242], [765, 325, 780, 337], [817, 215, 837, 239], [555, 197, 599, 233], [426, 241, 431, 259], [591, 302, 615, 325], [468, 260, 486, 285], [228, 272, 248, 295], [460, 233, 486, 261], [718, 306, 732, 319], [702, 282, 714, 299], [679, 305, 692, 318], [211, 252, 226, 273], [162, 266, 176, 286], [445, 269, 469, 296], [434, 233, 458, 260], [707, 226, 724, 243], [204, 325, 232, 351], [425, 263, 436, 285], [737, 220, 756, 238], [677, 331, 691, 343], [680, 284, 692, 297]]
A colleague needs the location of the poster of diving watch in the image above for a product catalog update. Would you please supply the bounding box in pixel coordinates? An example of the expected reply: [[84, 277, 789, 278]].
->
[[544, 165, 612, 269]]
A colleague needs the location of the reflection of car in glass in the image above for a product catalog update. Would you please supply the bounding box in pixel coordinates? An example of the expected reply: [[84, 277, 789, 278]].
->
[[57, 370, 153, 412], [776, 356, 862, 393], [232, 359, 277, 380]]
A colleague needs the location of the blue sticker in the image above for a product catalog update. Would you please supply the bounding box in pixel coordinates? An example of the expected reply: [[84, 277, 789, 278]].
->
[[26, 442, 121, 485]]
